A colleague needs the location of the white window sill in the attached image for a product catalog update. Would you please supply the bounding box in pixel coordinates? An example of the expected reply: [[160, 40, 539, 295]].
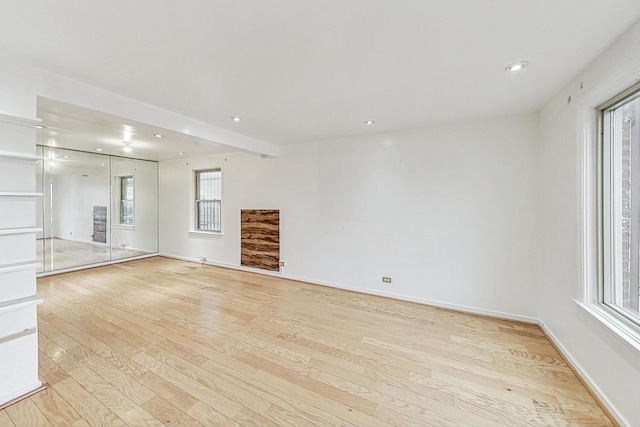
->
[[574, 299, 640, 354], [112, 224, 134, 230], [189, 230, 224, 237]]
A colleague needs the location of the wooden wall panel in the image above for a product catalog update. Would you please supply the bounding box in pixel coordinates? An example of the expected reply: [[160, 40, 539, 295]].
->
[[241, 209, 280, 271]]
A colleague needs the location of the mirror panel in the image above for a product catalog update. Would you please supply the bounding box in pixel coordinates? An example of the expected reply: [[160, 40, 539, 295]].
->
[[110, 156, 159, 260], [36, 147, 158, 273]]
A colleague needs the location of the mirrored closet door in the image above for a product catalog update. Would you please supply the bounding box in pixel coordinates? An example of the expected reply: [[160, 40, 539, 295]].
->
[[36, 147, 158, 273]]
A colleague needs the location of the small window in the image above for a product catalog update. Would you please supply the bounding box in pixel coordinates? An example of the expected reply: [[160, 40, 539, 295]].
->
[[120, 175, 134, 225], [601, 87, 640, 325], [195, 168, 221, 232]]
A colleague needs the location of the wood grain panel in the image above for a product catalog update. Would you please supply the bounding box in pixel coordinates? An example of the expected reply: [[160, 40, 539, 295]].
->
[[241, 209, 280, 271]]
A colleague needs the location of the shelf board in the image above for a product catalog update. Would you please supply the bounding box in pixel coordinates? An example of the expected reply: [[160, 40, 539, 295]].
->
[[0, 227, 42, 236], [0, 192, 42, 197], [0, 262, 38, 274], [0, 295, 43, 315], [0, 113, 40, 128], [0, 151, 40, 161]]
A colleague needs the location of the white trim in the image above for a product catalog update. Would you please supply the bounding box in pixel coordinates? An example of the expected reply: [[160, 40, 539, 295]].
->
[[0, 227, 41, 235], [0, 381, 44, 409], [0, 113, 40, 128], [0, 192, 42, 197], [540, 321, 628, 427], [112, 224, 135, 230], [574, 299, 640, 354], [188, 230, 224, 238], [0, 151, 40, 161], [0, 295, 43, 315], [577, 80, 640, 357], [159, 253, 539, 324], [0, 328, 37, 345], [191, 165, 223, 234], [0, 262, 38, 274]]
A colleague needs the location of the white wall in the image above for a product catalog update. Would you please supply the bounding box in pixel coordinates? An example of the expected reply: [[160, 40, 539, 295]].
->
[[538, 19, 640, 426], [160, 113, 540, 321]]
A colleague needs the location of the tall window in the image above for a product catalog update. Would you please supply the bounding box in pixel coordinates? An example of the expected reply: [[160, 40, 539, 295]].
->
[[195, 168, 221, 232], [601, 86, 640, 325], [120, 175, 134, 225]]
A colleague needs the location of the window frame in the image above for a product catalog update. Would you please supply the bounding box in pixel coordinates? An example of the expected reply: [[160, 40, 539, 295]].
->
[[577, 81, 640, 355], [119, 175, 134, 226], [194, 168, 222, 233], [600, 87, 640, 327]]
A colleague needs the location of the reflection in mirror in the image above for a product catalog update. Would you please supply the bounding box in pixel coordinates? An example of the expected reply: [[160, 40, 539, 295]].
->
[[110, 156, 158, 260], [36, 147, 158, 273]]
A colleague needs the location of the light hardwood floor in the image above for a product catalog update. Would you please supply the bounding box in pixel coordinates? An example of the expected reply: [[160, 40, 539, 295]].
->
[[1, 257, 614, 426]]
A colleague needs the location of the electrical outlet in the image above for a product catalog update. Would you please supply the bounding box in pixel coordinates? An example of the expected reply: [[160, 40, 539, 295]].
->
[[279, 261, 285, 267], [382, 277, 392, 284]]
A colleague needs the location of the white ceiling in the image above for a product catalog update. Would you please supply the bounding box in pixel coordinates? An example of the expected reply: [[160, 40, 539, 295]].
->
[[2, 0, 640, 148], [37, 97, 237, 161]]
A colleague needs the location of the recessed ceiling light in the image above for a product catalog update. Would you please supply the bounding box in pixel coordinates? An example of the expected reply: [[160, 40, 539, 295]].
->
[[154, 133, 164, 138], [505, 61, 529, 72], [95, 148, 103, 152], [178, 152, 185, 155], [365, 120, 375, 125], [100, 163, 105, 166], [35, 124, 45, 129], [231, 116, 241, 122], [63, 155, 70, 159]]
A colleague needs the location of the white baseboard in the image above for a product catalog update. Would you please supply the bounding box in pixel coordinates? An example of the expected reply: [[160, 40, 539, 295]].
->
[[0, 380, 43, 409], [158, 252, 539, 324], [539, 323, 625, 427]]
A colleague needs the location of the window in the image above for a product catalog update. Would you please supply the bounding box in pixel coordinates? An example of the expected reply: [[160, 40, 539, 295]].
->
[[195, 168, 221, 232], [120, 175, 134, 225], [601, 86, 640, 326]]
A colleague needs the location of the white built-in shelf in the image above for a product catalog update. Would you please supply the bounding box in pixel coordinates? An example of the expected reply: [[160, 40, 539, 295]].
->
[[0, 192, 42, 197], [0, 295, 43, 315], [0, 151, 40, 161], [0, 262, 38, 274], [0, 328, 37, 346], [0, 113, 40, 128], [0, 228, 42, 236]]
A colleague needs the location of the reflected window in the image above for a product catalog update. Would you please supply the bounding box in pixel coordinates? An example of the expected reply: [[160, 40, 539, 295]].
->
[[120, 175, 134, 225], [195, 168, 221, 232]]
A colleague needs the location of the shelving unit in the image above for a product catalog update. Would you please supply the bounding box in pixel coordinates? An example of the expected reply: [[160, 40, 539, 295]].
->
[[0, 112, 43, 407], [0, 192, 42, 197], [0, 150, 40, 161]]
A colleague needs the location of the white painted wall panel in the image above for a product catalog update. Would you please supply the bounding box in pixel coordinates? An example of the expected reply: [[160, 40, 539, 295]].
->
[[0, 198, 36, 229], [0, 125, 36, 154], [0, 268, 36, 304], [0, 234, 35, 265], [0, 333, 40, 405], [0, 158, 35, 192], [0, 304, 37, 339]]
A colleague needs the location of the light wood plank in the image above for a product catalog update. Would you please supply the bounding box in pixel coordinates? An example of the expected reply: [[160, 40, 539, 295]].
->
[[26, 257, 616, 426], [4, 398, 52, 427]]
